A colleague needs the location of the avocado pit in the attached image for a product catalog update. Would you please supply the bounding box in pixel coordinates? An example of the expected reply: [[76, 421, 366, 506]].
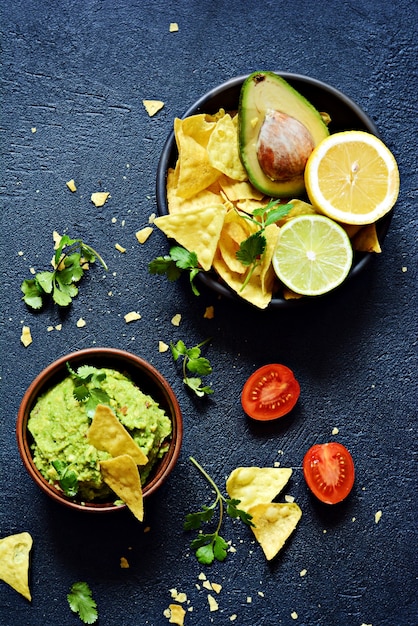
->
[[257, 110, 315, 182]]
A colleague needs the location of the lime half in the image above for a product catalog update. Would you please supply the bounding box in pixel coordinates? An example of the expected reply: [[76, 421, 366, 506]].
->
[[272, 214, 353, 296]]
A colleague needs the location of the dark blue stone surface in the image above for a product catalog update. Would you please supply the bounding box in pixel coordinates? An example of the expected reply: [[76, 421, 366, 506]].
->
[[1, 1, 417, 624]]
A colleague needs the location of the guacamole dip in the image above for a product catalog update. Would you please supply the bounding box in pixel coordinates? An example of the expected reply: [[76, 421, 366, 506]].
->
[[28, 367, 172, 502]]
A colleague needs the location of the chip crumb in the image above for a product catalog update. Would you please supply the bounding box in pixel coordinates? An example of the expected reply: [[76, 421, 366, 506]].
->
[[171, 313, 181, 326], [47, 326, 54, 332], [135, 226, 154, 244], [66, 179, 77, 192], [332, 427, 339, 435], [229, 616, 237, 622], [285, 494, 295, 503], [291, 611, 298, 620], [76, 318, 86, 328], [91, 191, 110, 207], [299, 569, 307, 577], [31, 127, 36, 133], [124, 311, 141, 323], [18, 250, 24, 256], [159, 341, 169, 353], [246, 596, 252, 603], [148, 213, 156, 224], [53, 230, 62, 249], [401, 266, 407, 272], [203, 305, 215, 319], [207, 594, 218, 612], [202, 580, 212, 591], [169, 22, 179, 32], [143, 100, 164, 117], [211, 582, 222, 594], [164, 604, 186, 625], [115, 243, 126, 253], [120, 557, 129, 568], [375, 510, 382, 524], [198, 572, 207, 581], [258, 591, 265, 598], [55, 324, 62, 331], [20, 325, 32, 347]]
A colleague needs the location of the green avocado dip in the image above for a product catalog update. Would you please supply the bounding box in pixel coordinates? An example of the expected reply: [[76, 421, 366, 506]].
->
[[27, 367, 172, 502]]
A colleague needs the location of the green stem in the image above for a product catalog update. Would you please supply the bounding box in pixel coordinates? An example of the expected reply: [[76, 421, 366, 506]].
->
[[189, 456, 224, 534]]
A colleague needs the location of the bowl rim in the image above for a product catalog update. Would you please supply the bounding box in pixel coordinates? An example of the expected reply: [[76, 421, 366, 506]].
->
[[155, 71, 393, 309], [16, 347, 183, 513]]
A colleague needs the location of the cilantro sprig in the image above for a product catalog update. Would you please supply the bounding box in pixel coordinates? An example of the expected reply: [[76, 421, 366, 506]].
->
[[148, 245, 201, 295], [236, 199, 293, 291], [170, 339, 213, 397], [66, 363, 111, 418], [184, 457, 253, 565], [67, 581, 98, 624], [51, 460, 79, 497], [21, 234, 107, 309]]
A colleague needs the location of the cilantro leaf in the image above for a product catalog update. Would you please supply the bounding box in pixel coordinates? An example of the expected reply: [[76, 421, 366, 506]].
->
[[236, 231, 266, 267], [149, 246, 201, 296], [184, 457, 253, 565], [21, 235, 107, 310], [52, 460, 79, 497], [67, 581, 98, 624], [66, 363, 111, 416], [170, 339, 213, 396]]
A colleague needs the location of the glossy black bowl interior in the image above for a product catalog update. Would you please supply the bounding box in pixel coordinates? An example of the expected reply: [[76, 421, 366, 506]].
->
[[156, 72, 393, 308]]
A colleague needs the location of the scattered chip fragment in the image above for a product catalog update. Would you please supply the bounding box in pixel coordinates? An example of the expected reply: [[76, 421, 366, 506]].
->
[[66, 179, 77, 192], [115, 243, 126, 253], [124, 311, 141, 323], [143, 100, 164, 117], [171, 313, 181, 326], [91, 192, 110, 207], [20, 325, 32, 347], [135, 226, 154, 244], [169, 22, 179, 32]]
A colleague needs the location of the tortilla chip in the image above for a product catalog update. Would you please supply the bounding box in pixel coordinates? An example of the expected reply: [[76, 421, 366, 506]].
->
[[88, 404, 148, 466], [219, 176, 264, 202], [143, 100, 164, 116], [226, 467, 293, 512], [154, 204, 227, 271], [207, 113, 248, 181], [352, 223, 382, 253], [0, 532, 33, 601], [249, 502, 302, 560], [174, 116, 220, 198], [100, 455, 144, 521]]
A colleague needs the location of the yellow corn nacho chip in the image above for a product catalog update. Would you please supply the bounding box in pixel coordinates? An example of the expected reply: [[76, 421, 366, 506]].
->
[[154, 205, 227, 271], [174, 116, 221, 198], [249, 502, 302, 560], [88, 404, 148, 466], [226, 467, 293, 512], [143, 100, 164, 116], [100, 455, 144, 521], [352, 222, 382, 253], [0, 532, 33, 601], [207, 113, 248, 181]]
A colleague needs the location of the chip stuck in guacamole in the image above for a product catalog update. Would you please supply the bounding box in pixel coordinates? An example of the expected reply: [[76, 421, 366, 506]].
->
[[27, 367, 172, 504]]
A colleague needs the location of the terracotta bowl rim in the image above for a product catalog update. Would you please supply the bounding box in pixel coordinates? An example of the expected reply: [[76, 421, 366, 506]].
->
[[16, 347, 183, 513]]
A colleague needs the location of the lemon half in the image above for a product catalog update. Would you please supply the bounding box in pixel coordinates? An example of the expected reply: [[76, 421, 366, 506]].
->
[[304, 130, 399, 225]]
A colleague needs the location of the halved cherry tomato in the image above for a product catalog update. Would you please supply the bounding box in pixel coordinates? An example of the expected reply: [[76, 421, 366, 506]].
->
[[303, 442, 355, 504], [241, 364, 300, 421]]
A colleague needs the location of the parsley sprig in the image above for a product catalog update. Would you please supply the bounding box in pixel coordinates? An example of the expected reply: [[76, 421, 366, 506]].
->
[[184, 457, 253, 565], [170, 339, 213, 397], [236, 199, 293, 291], [66, 363, 111, 418], [21, 234, 107, 309], [148, 246, 201, 295], [67, 581, 98, 624]]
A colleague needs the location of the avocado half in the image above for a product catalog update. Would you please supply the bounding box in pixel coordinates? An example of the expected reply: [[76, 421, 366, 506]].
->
[[238, 71, 330, 197]]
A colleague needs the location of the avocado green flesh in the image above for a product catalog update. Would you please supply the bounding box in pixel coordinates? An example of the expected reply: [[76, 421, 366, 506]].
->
[[239, 72, 330, 197]]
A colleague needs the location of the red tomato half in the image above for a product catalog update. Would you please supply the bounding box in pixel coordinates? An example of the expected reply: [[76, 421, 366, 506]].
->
[[303, 442, 355, 504], [241, 364, 300, 421]]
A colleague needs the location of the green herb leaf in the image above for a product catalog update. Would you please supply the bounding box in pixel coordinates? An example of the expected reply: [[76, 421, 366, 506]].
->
[[170, 339, 213, 396], [51, 460, 79, 497], [149, 246, 201, 295], [67, 581, 98, 624], [236, 231, 266, 267], [185, 457, 253, 565], [66, 363, 111, 416], [21, 235, 107, 310]]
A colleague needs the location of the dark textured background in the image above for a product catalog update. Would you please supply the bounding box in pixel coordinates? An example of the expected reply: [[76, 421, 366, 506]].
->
[[1, 1, 417, 625]]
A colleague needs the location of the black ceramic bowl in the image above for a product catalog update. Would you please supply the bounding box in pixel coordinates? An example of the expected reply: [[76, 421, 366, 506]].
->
[[156, 72, 393, 308], [17, 348, 183, 513]]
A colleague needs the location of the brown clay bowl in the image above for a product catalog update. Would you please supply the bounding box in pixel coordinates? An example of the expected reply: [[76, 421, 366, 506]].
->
[[16, 348, 183, 513]]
